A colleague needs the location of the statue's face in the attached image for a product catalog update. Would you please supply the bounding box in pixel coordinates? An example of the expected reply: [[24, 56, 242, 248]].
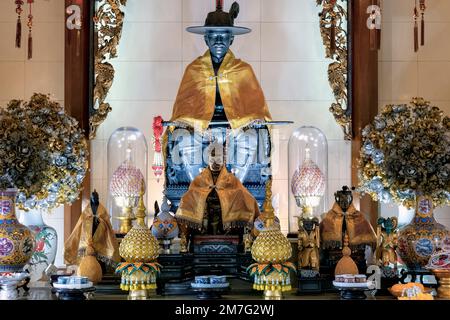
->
[[209, 152, 224, 172], [204, 30, 234, 63], [208, 143, 224, 172], [335, 192, 353, 212]]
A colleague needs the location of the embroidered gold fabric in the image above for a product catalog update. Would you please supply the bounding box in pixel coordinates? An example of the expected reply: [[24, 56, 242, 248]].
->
[[175, 166, 260, 229], [170, 50, 272, 131], [320, 203, 377, 249], [64, 204, 120, 265]]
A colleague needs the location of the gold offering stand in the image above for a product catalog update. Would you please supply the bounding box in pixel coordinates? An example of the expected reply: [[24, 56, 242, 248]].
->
[[431, 269, 450, 299]]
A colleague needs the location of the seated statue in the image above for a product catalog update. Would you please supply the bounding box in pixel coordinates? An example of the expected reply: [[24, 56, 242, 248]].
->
[[64, 190, 120, 269], [320, 186, 377, 273], [163, 1, 272, 212], [176, 142, 260, 241]]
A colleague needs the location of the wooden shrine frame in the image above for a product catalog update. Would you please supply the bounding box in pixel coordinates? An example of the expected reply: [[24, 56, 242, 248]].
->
[[63, 0, 379, 239]]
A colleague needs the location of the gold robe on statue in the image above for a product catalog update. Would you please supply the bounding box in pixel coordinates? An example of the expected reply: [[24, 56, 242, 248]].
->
[[320, 203, 377, 250], [170, 50, 272, 131], [64, 204, 120, 266], [176, 166, 260, 229]]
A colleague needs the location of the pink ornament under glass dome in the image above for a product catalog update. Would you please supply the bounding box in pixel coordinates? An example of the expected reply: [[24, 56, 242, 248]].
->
[[107, 127, 148, 234], [288, 126, 328, 237]]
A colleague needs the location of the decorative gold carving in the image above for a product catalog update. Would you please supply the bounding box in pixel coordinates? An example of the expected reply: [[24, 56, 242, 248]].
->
[[317, 0, 351, 140], [90, 0, 127, 140]]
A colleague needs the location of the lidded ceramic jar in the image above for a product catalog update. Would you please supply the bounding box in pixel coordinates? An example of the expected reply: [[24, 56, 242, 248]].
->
[[0, 189, 35, 273]]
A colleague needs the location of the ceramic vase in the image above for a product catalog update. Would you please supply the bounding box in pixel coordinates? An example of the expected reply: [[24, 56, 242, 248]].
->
[[397, 195, 449, 271], [0, 189, 35, 273], [21, 209, 57, 283]]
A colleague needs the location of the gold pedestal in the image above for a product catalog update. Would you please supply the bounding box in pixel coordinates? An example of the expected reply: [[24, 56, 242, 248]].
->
[[116, 206, 135, 234], [128, 289, 148, 300], [264, 289, 283, 300], [433, 269, 450, 299]]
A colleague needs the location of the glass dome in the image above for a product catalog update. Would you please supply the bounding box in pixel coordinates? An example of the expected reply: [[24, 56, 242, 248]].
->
[[288, 126, 328, 236], [107, 127, 148, 235]]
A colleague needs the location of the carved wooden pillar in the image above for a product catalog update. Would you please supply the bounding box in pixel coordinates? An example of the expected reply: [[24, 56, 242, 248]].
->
[[351, 0, 379, 228], [64, 0, 94, 240]]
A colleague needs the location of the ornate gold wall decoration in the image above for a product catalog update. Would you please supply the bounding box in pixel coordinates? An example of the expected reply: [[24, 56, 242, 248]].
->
[[317, 0, 351, 140], [90, 0, 127, 140]]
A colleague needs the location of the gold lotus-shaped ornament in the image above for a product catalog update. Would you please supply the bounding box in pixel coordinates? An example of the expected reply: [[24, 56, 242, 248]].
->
[[251, 228, 292, 264], [119, 224, 159, 262]]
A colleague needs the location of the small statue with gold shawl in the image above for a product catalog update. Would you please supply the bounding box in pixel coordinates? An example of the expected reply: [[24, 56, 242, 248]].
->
[[64, 191, 120, 283], [176, 141, 260, 251], [320, 186, 377, 275]]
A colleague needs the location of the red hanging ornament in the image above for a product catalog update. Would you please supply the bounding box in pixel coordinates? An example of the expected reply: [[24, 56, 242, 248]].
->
[[15, 0, 24, 48], [152, 116, 164, 182], [420, 0, 426, 46], [27, 0, 34, 59], [413, 1, 419, 52]]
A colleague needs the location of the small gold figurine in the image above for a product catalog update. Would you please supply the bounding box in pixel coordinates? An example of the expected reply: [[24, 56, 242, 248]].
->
[[297, 217, 320, 271], [375, 217, 398, 268]]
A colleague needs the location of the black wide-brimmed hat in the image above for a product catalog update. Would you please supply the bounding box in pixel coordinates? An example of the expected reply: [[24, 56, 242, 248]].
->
[[186, 0, 251, 35]]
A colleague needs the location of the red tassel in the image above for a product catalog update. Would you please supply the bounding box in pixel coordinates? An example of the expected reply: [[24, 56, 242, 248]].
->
[[15, 0, 24, 48], [421, 15, 425, 46], [26, 0, 33, 59], [414, 21, 418, 52], [28, 32, 32, 59], [414, 4, 419, 52], [420, 0, 426, 46], [16, 17, 22, 48]]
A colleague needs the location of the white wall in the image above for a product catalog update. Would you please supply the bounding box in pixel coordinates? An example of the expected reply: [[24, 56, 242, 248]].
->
[[91, 0, 352, 234], [0, 0, 65, 266], [379, 0, 450, 228]]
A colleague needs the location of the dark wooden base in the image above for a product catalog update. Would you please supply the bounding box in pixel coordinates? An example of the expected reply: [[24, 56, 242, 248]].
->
[[156, 252, 253, 295], [297, 278, 322, 294], [339, 289, 367, 300], [52, 287, 95, 300], [192, 287, 230, 300]]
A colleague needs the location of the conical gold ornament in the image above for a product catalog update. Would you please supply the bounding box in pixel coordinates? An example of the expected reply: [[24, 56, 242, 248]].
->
[[251, 229, 292, 264], [249, 181, 294, 300], [119, 224, 160, 263], [116, 183, 161, 300]]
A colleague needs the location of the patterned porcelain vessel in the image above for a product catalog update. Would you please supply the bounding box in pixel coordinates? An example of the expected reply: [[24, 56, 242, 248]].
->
[[397, 196, 449, 271], [0, 189, 35, 273], [21, 210, 57, 283]]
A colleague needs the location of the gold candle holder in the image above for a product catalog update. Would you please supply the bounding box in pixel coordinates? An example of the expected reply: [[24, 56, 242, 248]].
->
[[116, 206, 135, 234]]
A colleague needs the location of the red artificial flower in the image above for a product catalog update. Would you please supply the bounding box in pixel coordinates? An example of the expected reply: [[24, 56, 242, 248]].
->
[[35, 240, 45, 252]]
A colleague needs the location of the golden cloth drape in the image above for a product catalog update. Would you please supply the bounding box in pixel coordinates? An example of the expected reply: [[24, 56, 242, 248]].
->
[[176, 166, 260, 229], [320, 203, 377, 250], [64, 204, 120, 266], [170, 50, 272, 131]]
